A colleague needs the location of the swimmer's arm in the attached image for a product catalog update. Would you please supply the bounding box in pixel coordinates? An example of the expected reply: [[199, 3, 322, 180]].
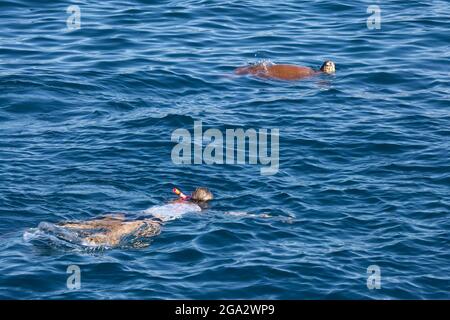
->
[[168, 199, 186, 204], [225, 212, 271, 218], [224, 212, 293, 223]]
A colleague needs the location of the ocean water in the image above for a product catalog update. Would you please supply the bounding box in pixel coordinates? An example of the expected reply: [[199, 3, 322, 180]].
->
[[0, 0, 449, 299]]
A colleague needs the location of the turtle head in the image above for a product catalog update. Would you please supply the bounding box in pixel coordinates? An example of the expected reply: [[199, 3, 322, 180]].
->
[[320, 60, 335, 74]]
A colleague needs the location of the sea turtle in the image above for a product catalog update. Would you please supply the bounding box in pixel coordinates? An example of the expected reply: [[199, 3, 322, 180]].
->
[[235, 60, 335, 80]]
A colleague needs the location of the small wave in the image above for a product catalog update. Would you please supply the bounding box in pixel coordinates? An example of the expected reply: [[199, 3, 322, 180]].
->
[[23, 223, 89, 252], [248, 59, 274, 69]]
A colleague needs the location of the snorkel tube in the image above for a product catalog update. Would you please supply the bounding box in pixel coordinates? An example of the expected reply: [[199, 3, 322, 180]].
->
[[173, 187, 190, 201]]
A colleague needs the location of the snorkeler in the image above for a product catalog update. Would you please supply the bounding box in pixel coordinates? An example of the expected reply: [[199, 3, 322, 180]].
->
[[57, 187, 213, 247], [235, 60, 335, 80]]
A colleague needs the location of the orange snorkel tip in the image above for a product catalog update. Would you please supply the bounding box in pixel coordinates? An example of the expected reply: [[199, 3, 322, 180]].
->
[[173, 187, 190, 201]]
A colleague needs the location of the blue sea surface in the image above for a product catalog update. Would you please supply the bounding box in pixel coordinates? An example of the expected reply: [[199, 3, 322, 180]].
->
[[0, 0, 449, 299]]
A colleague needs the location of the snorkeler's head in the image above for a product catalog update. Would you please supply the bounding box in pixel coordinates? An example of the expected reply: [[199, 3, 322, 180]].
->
[[191, 187, 214, 202], [320, 60, 335, 74]]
